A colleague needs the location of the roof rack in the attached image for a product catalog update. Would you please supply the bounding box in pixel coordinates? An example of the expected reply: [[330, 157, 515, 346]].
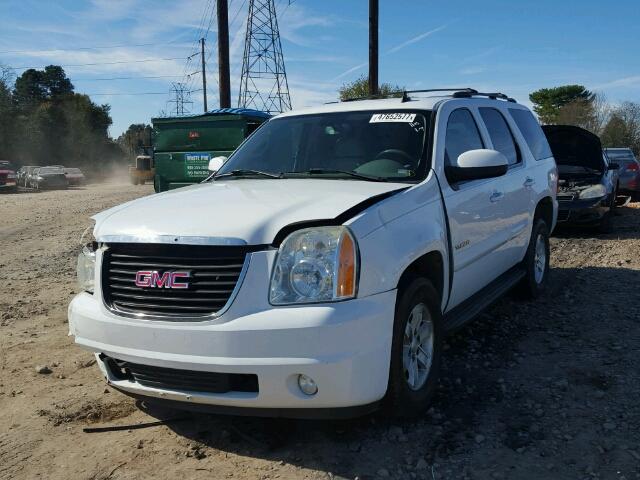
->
[[330, 88, 516, 104], [400, 88, 477, 102], [451, 90, 517, 103], [401, 88, 516, 103]]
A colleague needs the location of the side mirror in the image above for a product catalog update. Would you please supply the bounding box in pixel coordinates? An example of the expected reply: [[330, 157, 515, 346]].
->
[[445, 149, 509, 183], [608, 162, 619, 170], [208, 156, 228, 173]]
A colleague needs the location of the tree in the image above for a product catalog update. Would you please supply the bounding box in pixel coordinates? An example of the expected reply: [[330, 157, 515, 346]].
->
[[2, 65, 123, 172], [600, 102, 640, 155], [338, 75, 404, 101], [0, 65, 15, 159], [529, 85, 594, 124], [117, 124, 153, 159], [13, 65, 74, 112]]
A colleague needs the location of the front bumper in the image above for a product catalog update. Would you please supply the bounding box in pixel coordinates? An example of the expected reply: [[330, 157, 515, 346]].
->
[[557, 196, 610, 225], [69, 260, 397, 415]]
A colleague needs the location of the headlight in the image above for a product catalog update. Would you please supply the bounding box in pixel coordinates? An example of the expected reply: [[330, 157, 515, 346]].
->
[[76, 223, 96, 293], [579, 184, 606, 199], [269, 226, 358, 305]]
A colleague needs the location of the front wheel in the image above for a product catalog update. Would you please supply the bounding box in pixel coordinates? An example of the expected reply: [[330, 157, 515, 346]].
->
[[387, 277, 442, 417], [517, 218, 550, 298]]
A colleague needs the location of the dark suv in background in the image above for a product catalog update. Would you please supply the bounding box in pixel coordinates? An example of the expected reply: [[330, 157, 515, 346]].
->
[[604, 148, 640, 197]]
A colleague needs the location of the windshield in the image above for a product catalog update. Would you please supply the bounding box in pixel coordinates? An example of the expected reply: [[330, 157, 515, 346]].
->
[[0, 162, 14, 170], [215, 110, 430, 181], [605, 149, 636, 161], [65, 168, 82, 174], [40, 167, 64, 174]]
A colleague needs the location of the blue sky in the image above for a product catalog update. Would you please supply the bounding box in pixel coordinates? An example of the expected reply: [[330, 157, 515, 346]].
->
[[1, 0, 638, 137]]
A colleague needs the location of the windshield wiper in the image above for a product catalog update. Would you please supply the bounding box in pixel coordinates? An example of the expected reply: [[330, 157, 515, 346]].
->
[[291, 168, 387, 182], [213, 169, 283, 180]]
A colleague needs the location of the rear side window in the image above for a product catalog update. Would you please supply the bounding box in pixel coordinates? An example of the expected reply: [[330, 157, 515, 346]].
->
[[509, 109, 552, 160], [479, 108, 520, 166], [445, 109, 484, 166]]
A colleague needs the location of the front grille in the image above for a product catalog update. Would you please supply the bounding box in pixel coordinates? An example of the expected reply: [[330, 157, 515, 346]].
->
[[556, 193, 575, 202], [102, 243, 253, 319], [104, 356, 259, 394]]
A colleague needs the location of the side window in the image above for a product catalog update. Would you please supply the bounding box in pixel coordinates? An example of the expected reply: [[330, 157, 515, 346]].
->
[[445, 109, 484, 167], [509, 109, 553, 160], [479, 108, 520, 166]]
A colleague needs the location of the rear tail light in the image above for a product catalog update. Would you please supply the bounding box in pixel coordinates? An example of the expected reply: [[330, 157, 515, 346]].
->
[[626, 163, 639, 172]]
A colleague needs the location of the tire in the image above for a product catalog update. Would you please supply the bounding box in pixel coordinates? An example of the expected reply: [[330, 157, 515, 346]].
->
[[387, 277, 443, 417], [517, 217, 550, 299], [131, 177, 138, 185]]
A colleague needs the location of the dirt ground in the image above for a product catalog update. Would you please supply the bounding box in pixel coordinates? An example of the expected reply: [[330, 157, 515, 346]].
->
[[1, 183, 639, 480]]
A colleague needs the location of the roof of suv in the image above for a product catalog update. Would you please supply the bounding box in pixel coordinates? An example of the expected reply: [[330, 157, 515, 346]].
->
[[277, 90, 527, 118]]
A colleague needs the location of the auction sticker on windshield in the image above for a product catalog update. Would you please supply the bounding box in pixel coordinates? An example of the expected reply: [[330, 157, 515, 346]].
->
[[370, 113, 416, 123]]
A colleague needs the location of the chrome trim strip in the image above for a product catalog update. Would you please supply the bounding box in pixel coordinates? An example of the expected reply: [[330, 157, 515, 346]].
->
[[97, 235, 247, 246], [102, 252, 252, 323]]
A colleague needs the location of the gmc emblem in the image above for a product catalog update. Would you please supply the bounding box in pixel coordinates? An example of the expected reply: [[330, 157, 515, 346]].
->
[[135, 271, 190, 289]]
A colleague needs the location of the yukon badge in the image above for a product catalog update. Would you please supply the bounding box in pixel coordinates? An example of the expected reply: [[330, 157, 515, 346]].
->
[[455, 240, 470, 250], [135, 271, 190, 289]]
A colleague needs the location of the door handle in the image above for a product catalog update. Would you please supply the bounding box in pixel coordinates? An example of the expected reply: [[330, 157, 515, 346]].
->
[[490, 191, 504, 203], [523, 177, 535, 187]]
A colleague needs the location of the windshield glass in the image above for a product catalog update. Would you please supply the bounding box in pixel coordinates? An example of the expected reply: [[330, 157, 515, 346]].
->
[[605, 149, 635, 161], [65, 168, 82, 174], [40, 167, 64, 174], [215, 110, 430, 181]]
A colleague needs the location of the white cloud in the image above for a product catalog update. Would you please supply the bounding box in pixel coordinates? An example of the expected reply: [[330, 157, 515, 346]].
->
[[386, 24, 448, 54], [460, 66, 486, 75], [594, 76, 640, 90], [331, 62, 367, 82]]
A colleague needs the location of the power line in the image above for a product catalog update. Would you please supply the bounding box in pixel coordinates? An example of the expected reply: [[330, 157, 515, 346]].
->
[[6, 57, 187, 70], [73, 74, 188, 82], [85, 92, 175, 96], [0, 41, 192, 55]]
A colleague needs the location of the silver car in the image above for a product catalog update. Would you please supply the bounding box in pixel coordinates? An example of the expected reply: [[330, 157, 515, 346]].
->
[[604, 148, 640, 195]]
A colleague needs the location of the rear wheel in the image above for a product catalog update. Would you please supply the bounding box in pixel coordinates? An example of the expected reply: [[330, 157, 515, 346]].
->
[[517, 218, 550, 299], [387, 277, 442, 417]]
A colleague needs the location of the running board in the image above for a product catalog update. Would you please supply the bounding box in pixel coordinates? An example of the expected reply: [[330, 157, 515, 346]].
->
[[442, 266, 526, 334]]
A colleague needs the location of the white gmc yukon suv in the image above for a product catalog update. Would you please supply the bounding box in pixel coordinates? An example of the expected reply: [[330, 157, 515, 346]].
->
[[69, 89, 558, 418]]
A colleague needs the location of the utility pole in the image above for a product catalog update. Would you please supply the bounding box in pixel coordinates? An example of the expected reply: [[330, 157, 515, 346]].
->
[[369, 0, 379, 96], [217, 0, 231, 109], [200, 37, 208, 112]]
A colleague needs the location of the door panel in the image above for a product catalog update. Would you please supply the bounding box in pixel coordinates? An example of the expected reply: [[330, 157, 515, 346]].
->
[[440, 109, 510, 309]]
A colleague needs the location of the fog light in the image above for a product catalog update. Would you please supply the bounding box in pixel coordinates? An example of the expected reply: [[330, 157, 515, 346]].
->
[[297, 374, 318, 395]]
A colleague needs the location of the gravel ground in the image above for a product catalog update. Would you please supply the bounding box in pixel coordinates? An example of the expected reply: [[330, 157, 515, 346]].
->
[[1, 183, 639, 480]]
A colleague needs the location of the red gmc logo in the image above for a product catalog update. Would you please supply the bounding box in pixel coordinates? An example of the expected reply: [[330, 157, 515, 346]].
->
[[135, 271, 190, 289]]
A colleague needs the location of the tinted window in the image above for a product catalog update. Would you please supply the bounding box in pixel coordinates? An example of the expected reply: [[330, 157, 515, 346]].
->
[[479, 108, 520, 166], [509, 109, 552, 160], [445, 109, 484, 167]]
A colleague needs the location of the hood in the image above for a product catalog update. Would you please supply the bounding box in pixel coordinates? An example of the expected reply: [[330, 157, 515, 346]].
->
[[93, 179, 406, 245], [542, 125, 604, 174]]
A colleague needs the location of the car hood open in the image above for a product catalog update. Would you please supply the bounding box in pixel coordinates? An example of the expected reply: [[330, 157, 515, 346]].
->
[[93, 179, 407, 245], [542, 125, 604, 174]]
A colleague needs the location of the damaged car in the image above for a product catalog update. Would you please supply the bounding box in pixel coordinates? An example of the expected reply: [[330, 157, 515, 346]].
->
[[543, 125, 618, 233]]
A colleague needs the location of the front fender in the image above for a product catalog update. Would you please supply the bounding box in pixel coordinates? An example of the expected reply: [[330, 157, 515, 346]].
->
[[350, 183, 449, 311]]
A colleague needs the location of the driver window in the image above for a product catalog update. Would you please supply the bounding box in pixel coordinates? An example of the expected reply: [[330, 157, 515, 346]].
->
[[445, 109, 484, 167]]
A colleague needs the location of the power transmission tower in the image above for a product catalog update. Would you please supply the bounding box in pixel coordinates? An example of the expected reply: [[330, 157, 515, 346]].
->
[[167, 82, 193, 116], [238, 0, 292, 114]]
